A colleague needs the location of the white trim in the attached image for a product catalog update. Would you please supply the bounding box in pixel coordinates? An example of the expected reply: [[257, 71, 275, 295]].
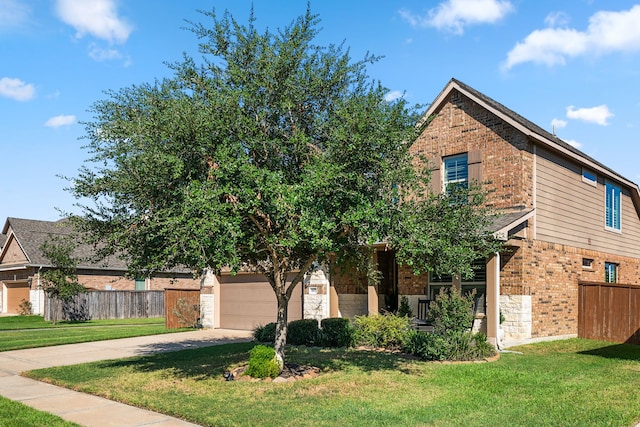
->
[[493, 209, 536, 241]]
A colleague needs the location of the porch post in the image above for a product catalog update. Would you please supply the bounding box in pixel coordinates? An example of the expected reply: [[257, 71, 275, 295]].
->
[[486, 252, 500, 349], [368, 284, 379, 315], [329, 283, 339, 317]]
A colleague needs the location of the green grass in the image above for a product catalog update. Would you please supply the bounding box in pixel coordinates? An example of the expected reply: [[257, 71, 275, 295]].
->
[[0, 315, 164, 330], [25, 338, 640, 427], [0, 395, 79, 427], [0, 316, 187, 352]]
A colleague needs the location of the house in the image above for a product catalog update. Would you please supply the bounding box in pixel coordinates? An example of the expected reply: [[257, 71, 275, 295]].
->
[[329, 78, 640, 346], [0, 217, 199, 315], [7, 79, 638, 344]]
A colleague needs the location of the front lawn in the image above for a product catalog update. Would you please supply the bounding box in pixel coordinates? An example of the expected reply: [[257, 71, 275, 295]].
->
[[0, 395, 79, 427], [0, 316, 186, 352], [0, 315, 164, 330], [26, 338, 640, 427]]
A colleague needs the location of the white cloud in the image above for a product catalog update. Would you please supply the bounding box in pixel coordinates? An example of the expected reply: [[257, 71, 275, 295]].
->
[[564, 139, 582, 149], [544, 11, 570, 28], [551, 118, 567, 130], [45, 114, 76, 128], [88, 44, 122, 61], [0, 0, 30, 30], [566, 105, 613, 126], [385, 90, 403, 102], [399, 0, 513, 35], [55, 0, 132, 44], [0, 77, 35, 101], [504, 5, 640, 69]]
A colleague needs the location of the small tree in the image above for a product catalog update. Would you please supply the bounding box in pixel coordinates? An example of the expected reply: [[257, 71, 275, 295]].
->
[[40, 236, 85, 325]]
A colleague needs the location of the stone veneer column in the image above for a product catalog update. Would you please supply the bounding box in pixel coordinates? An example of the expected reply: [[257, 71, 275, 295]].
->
[[199, 268, 220, 329]]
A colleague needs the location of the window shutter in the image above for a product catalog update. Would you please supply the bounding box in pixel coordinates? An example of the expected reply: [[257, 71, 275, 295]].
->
[[468, 150, 482, 184], [430, 156, 441, 194]]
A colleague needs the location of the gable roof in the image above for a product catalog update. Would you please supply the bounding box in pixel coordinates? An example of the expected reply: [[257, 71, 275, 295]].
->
[[420, 78, 640, 206], [0, 217, 127, 270]]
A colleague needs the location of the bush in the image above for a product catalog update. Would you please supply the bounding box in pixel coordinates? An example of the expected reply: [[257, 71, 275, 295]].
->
[[245, 345, 280, 379], [287, 319, 320, 346], [428, 287, 475, 335], [253, 322, 276, 343], [402, 329, 449, 361], [397, 296, 413, 318], [352, 313, 412, 350], [403, 329, 496, 361], [320, 317, 354, 347], [18, 299, 32, 316]]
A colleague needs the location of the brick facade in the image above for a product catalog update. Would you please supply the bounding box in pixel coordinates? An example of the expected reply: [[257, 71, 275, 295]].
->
[[411, 89, 535, 211], [399, 81, 640, 341]]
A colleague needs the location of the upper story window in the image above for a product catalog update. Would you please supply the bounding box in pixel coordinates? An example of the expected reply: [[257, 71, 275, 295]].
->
[[582, 168, 597, 186], [605, 181, 621, 231], [604, 262, 618, 283], [443, 153, 468, 193]]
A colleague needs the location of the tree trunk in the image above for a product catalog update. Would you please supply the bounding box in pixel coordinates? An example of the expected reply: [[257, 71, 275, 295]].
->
[[51, 297, 58, 325], [273, 291, 289, 371]]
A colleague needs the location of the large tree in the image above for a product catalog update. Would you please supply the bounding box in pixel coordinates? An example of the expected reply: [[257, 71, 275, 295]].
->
[[70, 7, 501, 368]]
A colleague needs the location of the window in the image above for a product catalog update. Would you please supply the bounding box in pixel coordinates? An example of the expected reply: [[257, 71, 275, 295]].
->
[[582, 258, 593, 269], [135, 278, 146, 291], [582, 168, 597, 186], [605, 181, 621, 231], [604, 262, 617, 283], [443, 153, 468, 193], [428, 261, 486, 314]]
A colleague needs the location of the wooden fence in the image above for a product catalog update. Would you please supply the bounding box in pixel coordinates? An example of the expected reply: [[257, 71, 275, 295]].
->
[[165, 289, 201, 329], [578, 282, 640, 345], [45, 290, 165, 321]]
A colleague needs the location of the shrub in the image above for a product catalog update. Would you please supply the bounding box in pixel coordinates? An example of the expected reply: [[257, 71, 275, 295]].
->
[[397, 296, 413, 318], [287, 319, 320, 346], [253, 322, 276, 343], [352, 313, 412, 350], [320, 317, 354, 347], [245, 345, 280, 379], [402, 329, 448, 361], [17, 299, 32, 316], [403, 329, 496, 361], [428, 287, 475, 335]]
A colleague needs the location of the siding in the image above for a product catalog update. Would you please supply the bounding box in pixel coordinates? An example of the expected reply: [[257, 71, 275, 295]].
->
[[536, 146, 640, 258]]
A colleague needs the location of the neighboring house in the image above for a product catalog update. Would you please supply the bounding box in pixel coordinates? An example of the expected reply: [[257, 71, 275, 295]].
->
[[330, 78, 640, 346], [0, 217, 199, 315]]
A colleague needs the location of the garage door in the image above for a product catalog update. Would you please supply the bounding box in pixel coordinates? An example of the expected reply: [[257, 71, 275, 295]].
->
[[5, 282, 30, 314], [220, 274, 302, 330]]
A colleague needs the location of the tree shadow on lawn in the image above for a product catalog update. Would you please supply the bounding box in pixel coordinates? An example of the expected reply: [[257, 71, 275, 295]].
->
[[578, 342, 640, 361], [96, 341, 419, 381]]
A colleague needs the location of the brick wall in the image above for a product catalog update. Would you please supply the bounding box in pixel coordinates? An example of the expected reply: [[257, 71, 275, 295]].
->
[[76, 270, 199, 291], [411, 89, 535, 210], [509, 239, 640, 337]]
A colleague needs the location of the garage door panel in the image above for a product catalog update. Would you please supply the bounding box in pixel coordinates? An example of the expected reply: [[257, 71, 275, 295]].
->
[[6, 283, 30, 314], [220, 274, 302, 330]]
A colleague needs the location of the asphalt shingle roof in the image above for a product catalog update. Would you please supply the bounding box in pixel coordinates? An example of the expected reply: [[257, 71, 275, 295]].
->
[[3, 217, 127, 270]]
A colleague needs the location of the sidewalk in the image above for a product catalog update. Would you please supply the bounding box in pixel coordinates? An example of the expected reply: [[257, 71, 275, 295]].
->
[[0, 329, 253, 427]]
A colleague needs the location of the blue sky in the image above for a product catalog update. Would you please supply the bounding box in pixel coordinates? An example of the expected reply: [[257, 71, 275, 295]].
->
[[1, 0, 640, 222]]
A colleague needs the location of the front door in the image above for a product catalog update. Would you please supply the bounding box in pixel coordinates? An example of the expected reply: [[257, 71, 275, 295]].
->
[[377, 250, 398, 312]]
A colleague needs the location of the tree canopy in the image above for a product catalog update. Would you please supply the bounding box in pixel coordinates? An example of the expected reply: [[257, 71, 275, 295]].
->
[[70, 6, 501, 367]]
